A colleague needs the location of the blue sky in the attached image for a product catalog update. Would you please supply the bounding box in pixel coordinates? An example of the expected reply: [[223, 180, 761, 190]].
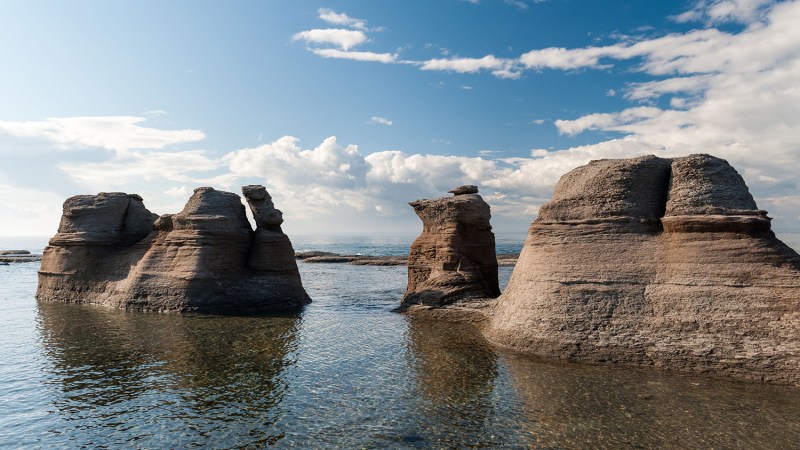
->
[[1, 0, 799, 238]]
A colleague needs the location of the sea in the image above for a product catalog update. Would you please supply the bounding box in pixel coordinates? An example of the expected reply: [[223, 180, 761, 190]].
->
[[1, 233, 800, 448]]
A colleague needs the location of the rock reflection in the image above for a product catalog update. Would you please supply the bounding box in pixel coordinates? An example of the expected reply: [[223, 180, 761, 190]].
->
[[36, 301, 300, 447], [502, 353, 800, 448], [405, 317, 505, 446]]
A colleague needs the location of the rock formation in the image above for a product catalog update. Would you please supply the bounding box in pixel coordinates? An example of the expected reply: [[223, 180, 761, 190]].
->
[[37, 186, 310, 314], [486, 154, 800, 384], [402, 186, 500, 307]]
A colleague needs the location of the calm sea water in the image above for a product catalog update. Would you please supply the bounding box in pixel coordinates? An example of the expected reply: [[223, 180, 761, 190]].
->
[[1, 234, 800, 448]]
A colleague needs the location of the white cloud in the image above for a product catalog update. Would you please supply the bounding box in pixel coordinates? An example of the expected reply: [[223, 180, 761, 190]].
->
[[674, 0, 776, 24], [0, 116, 205, 152], [420, 55, 520, 78], [292, 28, 367, 51], [0, 184, 64, 236], [541, 2, 800, 233], [311, 48, 397, 63], [60, 149, 222, 191], [318, 8, 368, 31], [519, 46, 617, 70], [421, 55, 505, 73], [532, 119, 545, 125], [555, 107, 664, 136], [670, 97, 688, 109], [369, 116, 393, 126], [624, 75, 713, 101], [504, 0, 529, 10], [164, 186, 191, 198]]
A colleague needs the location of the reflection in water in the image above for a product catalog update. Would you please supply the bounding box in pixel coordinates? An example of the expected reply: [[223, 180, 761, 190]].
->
[[503, 352, 800, 448], [0, 259, 795, 448], [404, 317, 524, 448], [37, 301, 299, 447], [407, 317, 497, 405]]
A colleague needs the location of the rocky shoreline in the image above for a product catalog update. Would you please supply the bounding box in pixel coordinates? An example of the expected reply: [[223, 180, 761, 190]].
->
[[295, 251, 518, 266], [0, 249, 517, 267], [0, 250, 42, 264]]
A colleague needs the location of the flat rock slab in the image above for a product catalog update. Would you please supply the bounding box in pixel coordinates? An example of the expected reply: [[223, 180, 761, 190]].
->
[[0, 254, 42, 263]]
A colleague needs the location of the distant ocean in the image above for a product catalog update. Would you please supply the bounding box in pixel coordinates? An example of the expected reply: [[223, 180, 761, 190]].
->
[[3, 231, 797, 256], [1, 232, 800, 447]]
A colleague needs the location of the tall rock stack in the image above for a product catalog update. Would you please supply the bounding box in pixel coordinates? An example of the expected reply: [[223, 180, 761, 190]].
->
[[37, 186, 310, 314], [486, 154, 800, 384], [402, 185, 500, 307]]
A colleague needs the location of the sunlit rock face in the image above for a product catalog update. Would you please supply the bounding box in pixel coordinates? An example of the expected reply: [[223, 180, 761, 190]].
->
[[487, 154, 800, 384], [402, 185, 500, 307], [37, 186, 310, 314]]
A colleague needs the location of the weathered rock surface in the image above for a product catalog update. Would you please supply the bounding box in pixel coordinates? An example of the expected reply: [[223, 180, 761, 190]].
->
[[402, 186, 500, 307], [37, 186, 310, 314], [486, 154, 800, 384]]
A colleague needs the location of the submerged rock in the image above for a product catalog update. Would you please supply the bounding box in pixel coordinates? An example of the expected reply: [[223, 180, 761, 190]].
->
[[37, 186, 310, 314], [486, 154, 800, 384], [402, 185, 500, 307]]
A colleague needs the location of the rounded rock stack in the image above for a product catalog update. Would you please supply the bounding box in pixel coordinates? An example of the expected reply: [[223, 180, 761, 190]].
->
[[486, 154, 800, 384], [37, 186, 310, 314]]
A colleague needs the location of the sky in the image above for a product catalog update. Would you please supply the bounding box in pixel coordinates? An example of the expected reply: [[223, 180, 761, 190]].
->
[[1, 0, 799, 237]]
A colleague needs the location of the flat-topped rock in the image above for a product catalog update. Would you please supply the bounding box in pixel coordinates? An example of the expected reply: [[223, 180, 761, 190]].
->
[[37, 186, 310, 314], [486, 154, 800, 384], [448, 185, 479, 195]]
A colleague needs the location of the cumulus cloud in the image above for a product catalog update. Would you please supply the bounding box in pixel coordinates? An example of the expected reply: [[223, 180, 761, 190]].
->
[[60, 149, 222, 191], [624, 75, 713, 101], [369, 116, 393, 126], [318, 8, 368, 30], [555, 107, 665, 136], [215, 135, 662, 225], [292, 28, 367, 51], [0, 184, 64, 236], [0, 116, 205, 152], [311, 48, 397, 63], [519, 46, 617, 70], [674, 0, 776, 24], [420, 55, 521, 78]]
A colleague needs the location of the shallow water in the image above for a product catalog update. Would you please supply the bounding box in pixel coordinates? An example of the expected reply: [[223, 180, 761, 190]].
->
[[1, 236, 800, 448]]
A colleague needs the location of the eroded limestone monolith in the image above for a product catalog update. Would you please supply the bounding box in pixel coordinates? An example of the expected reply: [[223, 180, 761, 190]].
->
[[402, 185, 500, 307], [37, 186, 310, 314], [486, 154, 800, 384]]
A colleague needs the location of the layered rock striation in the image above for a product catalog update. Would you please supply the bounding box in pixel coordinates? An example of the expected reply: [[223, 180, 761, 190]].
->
[[487, 154, 800, 384], [402, 185, 500, 307], [37, 186, 310, 314]]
